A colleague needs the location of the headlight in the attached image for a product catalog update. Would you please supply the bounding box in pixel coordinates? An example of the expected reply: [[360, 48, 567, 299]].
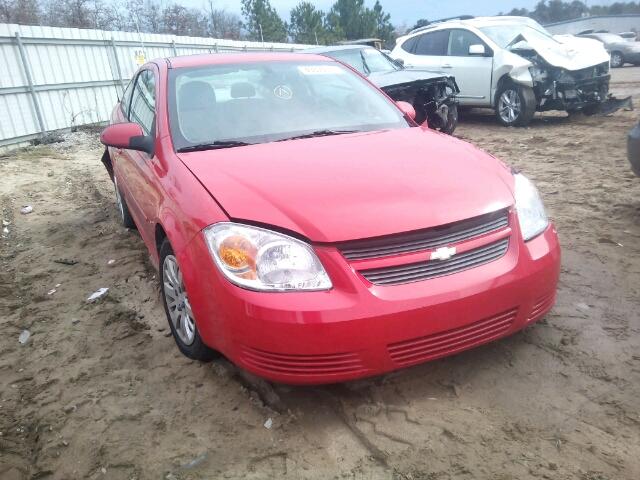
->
[[514, 173, 548, 241], [203, 222, 332, 291]]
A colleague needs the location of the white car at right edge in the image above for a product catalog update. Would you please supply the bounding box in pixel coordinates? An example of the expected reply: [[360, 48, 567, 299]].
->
[[391, 16, 611, 126]]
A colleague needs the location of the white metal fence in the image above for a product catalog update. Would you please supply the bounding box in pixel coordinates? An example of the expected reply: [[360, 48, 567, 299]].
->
[[0, 23, 312, 151]]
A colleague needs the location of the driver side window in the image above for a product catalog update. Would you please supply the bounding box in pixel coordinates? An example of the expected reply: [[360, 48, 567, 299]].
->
[[129, 69, 156, 136], [448, 29, 487, 56]]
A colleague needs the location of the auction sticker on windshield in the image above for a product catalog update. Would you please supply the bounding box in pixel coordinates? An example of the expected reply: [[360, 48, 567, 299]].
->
[[297, 65, 344, 75]]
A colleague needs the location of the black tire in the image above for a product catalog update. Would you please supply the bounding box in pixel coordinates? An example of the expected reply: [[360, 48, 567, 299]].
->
[[610, 51, 624, 68], [438, 103, 458, 135], [159, 239, 215, 361], [113, 176, 136, 229], [495, 83, 537, 127]]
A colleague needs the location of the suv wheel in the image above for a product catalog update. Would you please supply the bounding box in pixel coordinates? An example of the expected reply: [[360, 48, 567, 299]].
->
[[495, 83, 536, 127], [610, 51, 624, 68]]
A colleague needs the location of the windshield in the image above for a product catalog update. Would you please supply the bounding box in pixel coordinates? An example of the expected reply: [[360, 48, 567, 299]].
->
[[168, 60, 408, 150], [328, 48, 397, 75], [480, 24, 559, 49]]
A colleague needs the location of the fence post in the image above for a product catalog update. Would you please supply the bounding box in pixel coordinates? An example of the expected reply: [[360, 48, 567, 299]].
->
[[110, 37, 125, 94], [171, 39, 178, 56], [15, 32, 46, 135], [214, 43, 218, 53]]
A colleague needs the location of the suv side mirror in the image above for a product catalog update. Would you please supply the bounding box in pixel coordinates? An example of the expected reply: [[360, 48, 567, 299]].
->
[[468, 44, 486, 56], [394, 58, 405, 67], [100, 123, 153, 154]]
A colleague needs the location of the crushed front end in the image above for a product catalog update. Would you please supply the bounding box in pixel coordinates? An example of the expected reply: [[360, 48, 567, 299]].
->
[[381, 77, 460, 134], [530, 60, 611, 113]]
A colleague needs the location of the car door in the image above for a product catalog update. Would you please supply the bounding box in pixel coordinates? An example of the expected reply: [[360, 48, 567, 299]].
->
[[401, 29, 449, 70], [444, 29, 493, 106], [118, 67, 162, 246]]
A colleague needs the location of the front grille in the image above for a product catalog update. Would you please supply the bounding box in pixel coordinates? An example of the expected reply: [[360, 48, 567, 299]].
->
[[338, 209, 509, 261], [241, 346, 367, 377], [571, 61, 609, 81], [360, 238, 509, 286], [388, 308, 518, 366]]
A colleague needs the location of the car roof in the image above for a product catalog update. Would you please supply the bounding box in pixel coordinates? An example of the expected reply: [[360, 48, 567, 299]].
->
[[166, 51, 332, 69], [303, 45, 375, 54], [406, 15, 539, 37]]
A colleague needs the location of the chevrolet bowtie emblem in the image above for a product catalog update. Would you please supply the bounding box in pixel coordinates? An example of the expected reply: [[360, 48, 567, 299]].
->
[[430, 246, 456, 261]]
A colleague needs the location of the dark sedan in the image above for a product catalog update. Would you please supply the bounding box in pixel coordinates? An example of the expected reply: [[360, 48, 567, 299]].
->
[[305, 45, 460, 134]]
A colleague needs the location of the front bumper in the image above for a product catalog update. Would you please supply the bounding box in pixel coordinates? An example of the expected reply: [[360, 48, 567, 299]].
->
[[181, 223, 561, 385]]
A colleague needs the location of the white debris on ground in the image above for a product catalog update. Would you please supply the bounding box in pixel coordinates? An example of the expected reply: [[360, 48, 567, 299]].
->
[[50, 130, 100, 153], [86, 287, 109, 302], [18, 330, 31, 344], [20, 205, 33, 214], [263, 418, 273, 429]]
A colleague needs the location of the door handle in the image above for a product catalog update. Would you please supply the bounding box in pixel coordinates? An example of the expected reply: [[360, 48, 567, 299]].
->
[[441, 64, 452, 68]]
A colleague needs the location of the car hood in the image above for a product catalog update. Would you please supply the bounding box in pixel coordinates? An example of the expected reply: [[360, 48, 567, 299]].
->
[[368, 68, 453, 88], [512, 32, 610, 70], [179, 128, 515, 243]]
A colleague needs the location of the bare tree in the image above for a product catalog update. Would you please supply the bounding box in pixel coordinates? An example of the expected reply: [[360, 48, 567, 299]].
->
[[205, 1, 242, 39], [1, 0, 41, 24]]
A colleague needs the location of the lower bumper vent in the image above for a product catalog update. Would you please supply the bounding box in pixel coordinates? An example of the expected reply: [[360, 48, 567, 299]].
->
[[388, 308, 518, 366]]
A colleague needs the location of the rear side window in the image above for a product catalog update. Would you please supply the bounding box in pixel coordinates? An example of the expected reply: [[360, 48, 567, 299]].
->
[[414, 30, 449, 56], [129, 70, 156, 135], [400, 36, 418, 53], [448, 29, 486, 56]]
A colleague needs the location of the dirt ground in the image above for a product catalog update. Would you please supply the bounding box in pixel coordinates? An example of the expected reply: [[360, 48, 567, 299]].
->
[[1, 66, 639, 480]]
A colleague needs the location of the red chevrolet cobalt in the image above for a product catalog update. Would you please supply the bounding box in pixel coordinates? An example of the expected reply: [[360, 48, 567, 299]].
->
[[100, 53, 560, 384]]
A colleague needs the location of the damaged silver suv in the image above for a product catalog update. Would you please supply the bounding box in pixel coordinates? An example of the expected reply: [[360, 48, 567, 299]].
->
[[392, 16, 612, 126]]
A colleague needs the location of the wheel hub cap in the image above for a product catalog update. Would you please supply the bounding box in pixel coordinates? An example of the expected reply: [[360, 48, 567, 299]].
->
[[163, 255, 196, 345], [499, 89, 521, 123]]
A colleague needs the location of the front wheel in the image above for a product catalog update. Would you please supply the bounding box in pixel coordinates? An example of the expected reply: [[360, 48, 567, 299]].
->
[[495, 83, 536, 127], [114, 176, 136, 229], [436, 103, 458, 135], [610, 51, 624, 68], [160, 239, 215, 361]]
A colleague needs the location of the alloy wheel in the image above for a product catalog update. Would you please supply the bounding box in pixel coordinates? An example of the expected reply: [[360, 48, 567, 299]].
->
[[611, 52, 623, 68], [498, 89, 521, 124], [163, 255, 196, 346]]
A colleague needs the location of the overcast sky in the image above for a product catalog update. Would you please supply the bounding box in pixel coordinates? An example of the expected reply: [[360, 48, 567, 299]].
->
[[185, 1, 541, 27]]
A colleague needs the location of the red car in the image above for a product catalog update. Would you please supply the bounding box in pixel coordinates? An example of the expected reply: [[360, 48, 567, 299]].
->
[[100, 53, 560, 384]]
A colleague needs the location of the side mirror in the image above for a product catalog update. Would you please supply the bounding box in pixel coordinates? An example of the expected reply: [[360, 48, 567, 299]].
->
[[394, 58, 405, 67], [100, 123, 153, 154], [396, 101, 416, 121], [468, 44, 486, 56]]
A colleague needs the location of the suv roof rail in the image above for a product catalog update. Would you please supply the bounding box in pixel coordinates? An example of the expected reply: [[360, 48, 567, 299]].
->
[[408, 15, 474, 34]]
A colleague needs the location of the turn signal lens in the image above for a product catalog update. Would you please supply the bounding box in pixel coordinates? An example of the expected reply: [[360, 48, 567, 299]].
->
[[218, 235, 256, 271]]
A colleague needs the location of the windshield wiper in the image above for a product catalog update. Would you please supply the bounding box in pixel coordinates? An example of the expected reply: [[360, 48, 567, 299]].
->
[[359, 50, 371, 75], [177, 140, 253, 152], [276, 130, 360, 142]]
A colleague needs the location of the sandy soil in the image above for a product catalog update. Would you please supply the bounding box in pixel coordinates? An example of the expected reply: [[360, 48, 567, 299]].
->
[[1, 66, 639, 480]]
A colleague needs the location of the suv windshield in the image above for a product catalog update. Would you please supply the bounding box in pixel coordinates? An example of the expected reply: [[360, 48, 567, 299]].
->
[[328, 48, 398, 75], [480, 24, 559, 49], [168, 60, 408, 151]]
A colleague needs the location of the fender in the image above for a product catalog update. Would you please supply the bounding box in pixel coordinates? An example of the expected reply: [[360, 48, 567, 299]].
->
[[490, 49, 534, 103]]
